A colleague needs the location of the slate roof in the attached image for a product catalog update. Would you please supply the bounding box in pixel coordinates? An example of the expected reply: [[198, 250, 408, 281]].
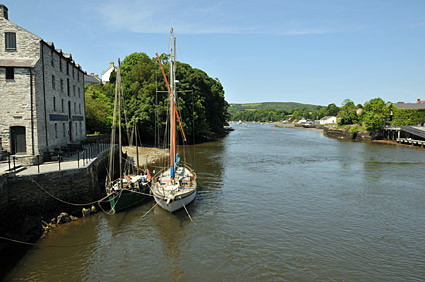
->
[[394, 103, 425, 109]]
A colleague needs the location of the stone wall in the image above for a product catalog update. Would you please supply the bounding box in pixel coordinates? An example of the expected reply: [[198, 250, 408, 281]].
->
[[0, 147, 118, 237], [323, 127, 374, 141]]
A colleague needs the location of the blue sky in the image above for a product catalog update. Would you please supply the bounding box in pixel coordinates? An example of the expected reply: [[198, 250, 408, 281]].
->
[[3, 0, 425, 106]]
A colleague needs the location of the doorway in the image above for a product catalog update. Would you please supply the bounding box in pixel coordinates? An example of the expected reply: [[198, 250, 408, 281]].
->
[[10, 126, 26, 154]]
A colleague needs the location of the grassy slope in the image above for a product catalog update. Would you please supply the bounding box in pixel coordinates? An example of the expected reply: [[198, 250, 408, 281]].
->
[[228, 102, 322, 115]]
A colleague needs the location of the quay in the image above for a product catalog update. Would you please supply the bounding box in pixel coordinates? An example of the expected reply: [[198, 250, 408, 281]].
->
[[383, 125, 425, 148]]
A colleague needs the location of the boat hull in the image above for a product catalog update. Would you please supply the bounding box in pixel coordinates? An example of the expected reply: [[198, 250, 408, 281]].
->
[[109, 189, 149, 213], [153, 189, 197, 212]]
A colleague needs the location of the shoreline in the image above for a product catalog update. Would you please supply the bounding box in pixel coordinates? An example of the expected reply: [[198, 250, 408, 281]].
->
[[122, 146, 169, 168]]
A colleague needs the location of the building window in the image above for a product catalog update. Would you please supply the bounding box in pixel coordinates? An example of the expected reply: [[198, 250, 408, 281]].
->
[[72, 68, 75, 78], [67, 78, 70, 96], [75, 122, 78, 135], [66, 62, 69, 75], [5, 67, 14, 79], [61, 99, 64, 112], [80, 121, 82, 135], [59, 58, 62, 71], [5, 32, 16, 50], [52, 75, 55, 90], [51, 49, 54, 67], [55, 123, 58, 138], [53, 97, 56, 111], [78, 72, 80, 82], [73, 85, 76, 96], [78, 88, 80, 98], [79, 103, 81, 114], [74, 102, 76, 114], [63, 123, 66, 137], [60, 79, 64, 92]]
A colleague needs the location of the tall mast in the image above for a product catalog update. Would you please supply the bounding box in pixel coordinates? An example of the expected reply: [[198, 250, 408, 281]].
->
[[170, 28, 176, 179], [118, 58, 123, 188]]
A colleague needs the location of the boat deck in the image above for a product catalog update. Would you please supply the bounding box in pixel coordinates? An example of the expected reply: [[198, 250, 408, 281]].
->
[[152, 165, 197, 198]]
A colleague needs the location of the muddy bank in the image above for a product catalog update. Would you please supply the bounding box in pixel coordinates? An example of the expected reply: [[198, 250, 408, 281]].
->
[[122, 146, 169, 167]]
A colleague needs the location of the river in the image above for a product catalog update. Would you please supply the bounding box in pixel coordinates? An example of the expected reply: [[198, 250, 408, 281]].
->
[[5, 123, 425, 281]]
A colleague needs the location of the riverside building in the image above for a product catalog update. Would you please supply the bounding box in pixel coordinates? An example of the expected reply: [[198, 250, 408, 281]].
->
[[0, 4, 86, 157]]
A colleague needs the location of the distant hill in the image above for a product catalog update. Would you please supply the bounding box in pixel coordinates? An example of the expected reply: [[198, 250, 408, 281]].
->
[[228, 102, 323, 115]]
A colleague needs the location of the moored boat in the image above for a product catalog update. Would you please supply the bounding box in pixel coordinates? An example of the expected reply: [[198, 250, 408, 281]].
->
[[105, 58, 152, 213], [152, 28, 197, 212]]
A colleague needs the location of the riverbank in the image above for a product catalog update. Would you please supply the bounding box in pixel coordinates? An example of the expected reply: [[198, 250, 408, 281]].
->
[[0, 145, 169, 280], [122, 146, 169, 168], [272, 121, 425, 149]]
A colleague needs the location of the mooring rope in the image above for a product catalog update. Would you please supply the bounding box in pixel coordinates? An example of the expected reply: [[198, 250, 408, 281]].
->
[[139, 201, 159, 221], [97, 189, 123, 215], [181, 198, 195, 224], [0, 236, 37, 246], [30, 177, 110, 207], [122, 188, 153, 197]]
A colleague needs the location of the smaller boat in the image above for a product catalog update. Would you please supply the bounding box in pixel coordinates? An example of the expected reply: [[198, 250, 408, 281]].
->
[[107, 171, 151, 213], [105, 58, 152, 213]]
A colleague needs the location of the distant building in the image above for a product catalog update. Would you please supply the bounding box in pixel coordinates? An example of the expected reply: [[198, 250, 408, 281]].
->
[[101, 61, 116, 84], [0, 4, 86, 156], [297, 117, 307, 124], [84, 73, 102, 85], [393, 98, 425, 110], [320, 116, 337, 125]]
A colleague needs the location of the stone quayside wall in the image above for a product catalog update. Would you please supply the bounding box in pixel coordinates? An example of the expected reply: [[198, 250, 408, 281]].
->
[[323, 127, 374, 141], [0, 148, 118, 240]]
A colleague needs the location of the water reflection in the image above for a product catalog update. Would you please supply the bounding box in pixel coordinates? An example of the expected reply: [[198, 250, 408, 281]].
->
[[151, 207, 190, 281]]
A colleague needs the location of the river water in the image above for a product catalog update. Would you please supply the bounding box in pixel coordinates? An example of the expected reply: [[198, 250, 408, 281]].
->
[[6, 123, 425, 281]]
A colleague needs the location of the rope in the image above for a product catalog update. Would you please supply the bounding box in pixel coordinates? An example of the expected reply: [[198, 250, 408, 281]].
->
[[0, 235, 101, 248], [181, 197, 195, 224], [0, 236, 37, 246], [139, 201, 158, 221], [122, 188, 153, 197], [30, 177, 110, 207], [97, 190, 123, 215]]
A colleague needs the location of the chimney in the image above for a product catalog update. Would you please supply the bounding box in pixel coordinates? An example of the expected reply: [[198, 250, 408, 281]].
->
[[91, 73, 94, 76], [418, 98, 421, 103], [110, 62, 114, 67], [95, 75, 99, 78], [0, 4, 8, 20]]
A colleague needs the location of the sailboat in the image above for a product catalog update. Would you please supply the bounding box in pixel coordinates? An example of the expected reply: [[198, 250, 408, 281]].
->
[[151, 28, 198, 212], [106, 58, 152, 213]]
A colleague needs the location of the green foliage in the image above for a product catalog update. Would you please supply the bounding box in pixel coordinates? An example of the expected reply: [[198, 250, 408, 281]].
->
[[84, 85, 113, 133], [392, 107, 425, 126], [84, 52, 229, 143], [360, 97, 390, 130], [230, 102, 326, 122], [228, 102, 322, 116], [338, 99, 359, 125], [349, 125, 359, 133]]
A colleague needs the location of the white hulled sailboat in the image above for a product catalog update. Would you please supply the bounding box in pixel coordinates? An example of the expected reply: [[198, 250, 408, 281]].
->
[[151, 28, 197, 212]]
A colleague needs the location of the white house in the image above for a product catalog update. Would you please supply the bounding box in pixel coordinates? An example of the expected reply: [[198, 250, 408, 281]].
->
[[320, 116, 337, 125], [101, 61, 116, 84]]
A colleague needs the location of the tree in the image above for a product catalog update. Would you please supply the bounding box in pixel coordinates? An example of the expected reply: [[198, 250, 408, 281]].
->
[[84, 85, 113, 133], [338, 99, 359, 125], [84, 52, 230, 143], [361, 97, 390, 131]]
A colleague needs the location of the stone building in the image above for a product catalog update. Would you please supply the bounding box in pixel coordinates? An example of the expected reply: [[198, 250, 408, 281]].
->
[[84, 73, 102, 85], [0, 4, 86, 156]]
